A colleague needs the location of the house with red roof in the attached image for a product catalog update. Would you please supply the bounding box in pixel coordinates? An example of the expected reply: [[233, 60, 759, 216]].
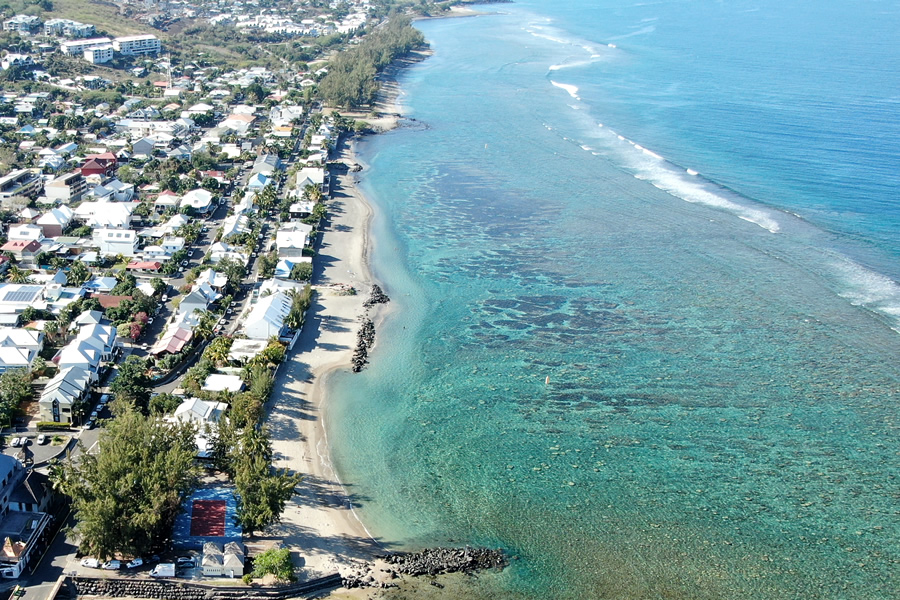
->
[[0, 240, 40, 264]]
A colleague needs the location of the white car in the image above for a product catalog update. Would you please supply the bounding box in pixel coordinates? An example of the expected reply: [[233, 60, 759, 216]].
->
[[102, 560, 121, 570], [10, 437, 20, 448], [36, 434, 46, 445], [18, 437, 27, 446], [82, 419, 94, 430], [148, 317, 154, 324], [80, 558, 100, 568], [162, 294, 168, 302], [126, 557, 143, 569]]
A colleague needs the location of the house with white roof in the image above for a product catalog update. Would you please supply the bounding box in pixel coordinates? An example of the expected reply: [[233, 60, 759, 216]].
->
[[38, 366, 90, 423], [54, 339, 102, 382], [243, 291, 291, 340], [75, 322, 117, 362], [7, 223, 43, 242], [0, 284, 45, 319], [169, 397, 227, 426], [275, 223, 312, 258], [209, 242, 248, 265], [75, 201, 134, 229], [0, 328, 43, 374], [180, 188, 214, 214], [153, 190, 181, 214], [36, 205, 74, 238], [221, 214, 250, 240], [196, 268, 228, 290], [92, 228, 138, 257], [294, 166, 326, 194]]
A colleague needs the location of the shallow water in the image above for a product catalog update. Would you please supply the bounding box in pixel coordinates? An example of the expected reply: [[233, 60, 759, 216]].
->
[[327, 2, 900, 598]]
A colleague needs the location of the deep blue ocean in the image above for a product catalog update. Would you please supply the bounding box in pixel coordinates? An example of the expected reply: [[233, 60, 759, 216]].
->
[[326, 1, 900, 598]]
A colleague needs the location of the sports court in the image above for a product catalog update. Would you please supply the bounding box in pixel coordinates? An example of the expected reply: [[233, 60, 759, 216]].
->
[[172, 486, 241, 549]]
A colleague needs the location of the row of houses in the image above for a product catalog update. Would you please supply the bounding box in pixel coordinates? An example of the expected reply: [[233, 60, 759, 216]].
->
[[38, 316, 118, 424]]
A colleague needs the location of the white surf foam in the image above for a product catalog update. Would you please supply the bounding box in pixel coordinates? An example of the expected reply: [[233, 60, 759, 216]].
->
[[589, 124, 781, 233], [550, 80, 580, 100], [833, 259, 900, 322]]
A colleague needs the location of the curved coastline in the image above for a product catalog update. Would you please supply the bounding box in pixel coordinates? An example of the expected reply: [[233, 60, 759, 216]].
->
[[263, 64, 408, 582]]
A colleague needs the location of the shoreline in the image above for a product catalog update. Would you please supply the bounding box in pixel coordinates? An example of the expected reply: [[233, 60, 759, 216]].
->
[[265, 22, 508, 598], [262, 57, 409, 581]]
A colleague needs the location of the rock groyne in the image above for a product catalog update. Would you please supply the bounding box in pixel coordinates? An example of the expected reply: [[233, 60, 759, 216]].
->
[[342, 546, 508, 589]]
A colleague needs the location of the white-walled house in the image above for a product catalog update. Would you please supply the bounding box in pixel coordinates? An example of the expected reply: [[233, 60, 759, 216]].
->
[[0, 328, 43, 374], [243, 291, 291, 340], [92, 228, 138, 257]]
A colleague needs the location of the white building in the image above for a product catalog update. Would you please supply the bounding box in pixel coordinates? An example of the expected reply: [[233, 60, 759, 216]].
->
[[60, 37, 112, 56], [112, 34, 161, 56], [243, 291, 291, 340], [92, 228, 138, 257], [84, 45, 114, 65], [0, 328, 43, 374]]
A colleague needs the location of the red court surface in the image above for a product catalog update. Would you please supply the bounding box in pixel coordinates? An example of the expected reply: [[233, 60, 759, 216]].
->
[[190, 500, 226, 536]]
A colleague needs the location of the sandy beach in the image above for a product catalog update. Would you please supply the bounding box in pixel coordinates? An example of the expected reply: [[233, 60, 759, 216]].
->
[[257, 81, 407, 583]]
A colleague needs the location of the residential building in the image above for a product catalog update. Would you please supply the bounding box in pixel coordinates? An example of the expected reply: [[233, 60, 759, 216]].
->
[[7, 224, 42, 243], [35, 206, 75, 238], [0, 240, 40, 264], [44, 173, 86, 204], [0, 54, 33, 71], [243, 291, 291, 340], [92, 228, 137, 257], [0, 285, 44, 318], [2, 15, 41, 35], [0, 455, 52, 579], [180, 189, 214, 214], [275, 223, 312, 258], [38, 365, 89, 423], [0, 328, 43, 374], [252, 154, 281, 176], [43, 19, 95, 37], [59, 37, 112, 56], [0, 169, 42, 200], [201, 541, 244, 577], [170, 397, 227, 427], [75, 201, 133, 229], [112, 34, 161, 56], [84, 45, 114, 65]]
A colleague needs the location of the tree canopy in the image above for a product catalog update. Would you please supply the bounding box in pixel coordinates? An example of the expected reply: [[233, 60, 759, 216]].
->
[[109, 356, 152, 414], [52, 409, 199, 560]]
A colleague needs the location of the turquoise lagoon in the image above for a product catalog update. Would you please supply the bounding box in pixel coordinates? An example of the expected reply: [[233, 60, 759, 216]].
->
[[326, 1, 900, 598]]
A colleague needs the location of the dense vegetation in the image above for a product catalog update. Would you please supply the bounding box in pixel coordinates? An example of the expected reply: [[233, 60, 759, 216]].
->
[[318, 15, 426, 108], [52, 408, 199, 560]]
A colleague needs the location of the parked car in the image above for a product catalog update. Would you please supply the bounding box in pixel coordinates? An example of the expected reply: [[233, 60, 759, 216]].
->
[[36, 434, 46, 445], [18, 437, 27, 446], [150, 563, 175, 578], [181, 260, 188, 267], [82, 419, 94, 430], [126, 558, 143, 569], [162, 294, 168, 302], [90, 410, 98, 419], [148, 317, 154, 324], [10, 437, 20, 448], [99, 394, 110, 406], [175, 556, 194, 568], [101, 560, 121, 570], [80, 558, 100, 568]]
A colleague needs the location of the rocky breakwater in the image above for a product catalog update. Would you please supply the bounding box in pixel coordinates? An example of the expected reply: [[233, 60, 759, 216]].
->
[[351, 318, 375, 373], [342, 547, 508, 589], [363, 284, 390, 308], [352, 285, 391, 373]]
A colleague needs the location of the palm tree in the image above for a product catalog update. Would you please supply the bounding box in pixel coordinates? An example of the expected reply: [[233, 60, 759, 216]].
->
[[6, 265, 30, 284], [193, 310, 218, 342]]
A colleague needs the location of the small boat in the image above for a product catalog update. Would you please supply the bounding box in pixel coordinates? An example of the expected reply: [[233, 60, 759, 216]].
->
[[545, 375, 550, 385]]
